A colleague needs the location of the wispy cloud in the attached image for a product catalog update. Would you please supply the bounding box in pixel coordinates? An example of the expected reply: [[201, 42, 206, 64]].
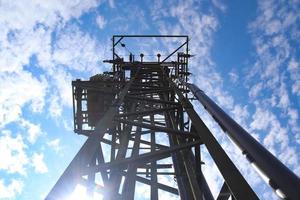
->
[[47, 138, 61, 153], [288, 58, 300, 96], [212, 0, 227, 12], [107, 0, 115, 8], [32, 153, 48, 174], [0, 131, 28, 175], [247, 0, 300, 181], [249, 82, 263, 99], [228, 70, 239, 84], [96, 15, 107, 29], [19, 119, 43, 144], [0, 179, 23, 199], [0, 71, 47, 127]]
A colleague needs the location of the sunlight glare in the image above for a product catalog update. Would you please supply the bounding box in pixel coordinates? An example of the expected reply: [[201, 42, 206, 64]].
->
[[66, 184, 103, 200]]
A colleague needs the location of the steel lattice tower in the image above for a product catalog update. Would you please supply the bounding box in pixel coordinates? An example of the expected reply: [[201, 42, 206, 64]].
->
[[46, 35, 300, 200]]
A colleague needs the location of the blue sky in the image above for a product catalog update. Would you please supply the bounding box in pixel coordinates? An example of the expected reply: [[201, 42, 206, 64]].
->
[[0, 0, 299, 199]]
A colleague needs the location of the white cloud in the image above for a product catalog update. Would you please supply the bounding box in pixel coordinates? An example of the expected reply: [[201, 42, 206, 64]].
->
[[263, 119, 288, 152], [249, 106, 299, 176], [288, 58, 300, 96], [19, 119, 43, 144], [279, 146, 299, 167], [63, 119, 74, 131], [0, 131, 28, 175], [288, 108, 298, 123], [214, 89, 234, 110], [0, 0, 102, 73], [247, 0, 300, 178], [32, 153, 48, 174], [108, 0, 115, 8], [231, 105, 249, 126], [0, 70, 47, 128], [52, 25, 105, 73], [48, 93, 63, 118], [96, 15, 107, 29], [265, 19, 281, 35], [278, 79, 290, 109], [0, 179, 23, 199], [0, 0, 100, 31], [0, 27, 51, 73], [49, 68, 73, 107], [47, 138, 61, 153], [250, 107, 273, 131], [228, 71, 239, 83], [0, 0, 112, 199], [0, 0, 104, 126], [212, 0, 227, 12], [154, 0, 238, 113], [249, 82, 263, 99], [286, 108, 300, 148], [43, 25, 111, 119]]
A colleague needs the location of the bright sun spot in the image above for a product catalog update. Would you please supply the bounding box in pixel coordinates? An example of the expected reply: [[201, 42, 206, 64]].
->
[[66, 184, 103, 200]]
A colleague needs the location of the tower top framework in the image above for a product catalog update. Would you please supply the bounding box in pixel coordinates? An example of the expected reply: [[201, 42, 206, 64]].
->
[[46, 35, 300, 200]]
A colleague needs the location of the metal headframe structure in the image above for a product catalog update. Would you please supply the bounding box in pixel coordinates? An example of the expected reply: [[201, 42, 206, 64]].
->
[[46, 35, 300, 200]]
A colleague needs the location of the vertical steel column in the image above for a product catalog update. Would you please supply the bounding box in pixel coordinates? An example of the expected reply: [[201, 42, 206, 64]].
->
[[112, 36, 115, 72], [161, 76, 204, 200], [150, 112, 158, 200], [122, 117, 142, 199]]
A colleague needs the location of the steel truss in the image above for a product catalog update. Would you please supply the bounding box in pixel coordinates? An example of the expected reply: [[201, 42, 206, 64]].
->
[[46, 35, 300, 200]]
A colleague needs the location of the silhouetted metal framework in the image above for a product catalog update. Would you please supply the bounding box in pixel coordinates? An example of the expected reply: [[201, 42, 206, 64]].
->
[[46, 35, 300, 200]]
